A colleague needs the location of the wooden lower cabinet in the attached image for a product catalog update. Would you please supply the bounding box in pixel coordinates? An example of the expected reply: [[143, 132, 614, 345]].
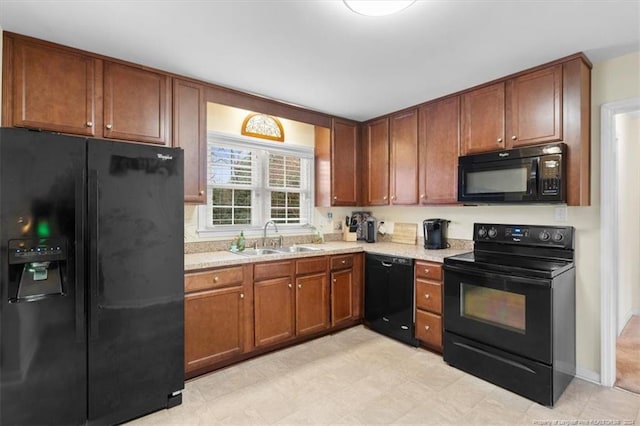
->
[[254, 276, 295, 348], [185, 252, 364, 378], [185, 286, 245, 372], [331, 269, 353, 326], [184, 264, 252, 375], [330, 253, 362, 327], [296, 272, 329, 335], [414, 260, 443, 352]]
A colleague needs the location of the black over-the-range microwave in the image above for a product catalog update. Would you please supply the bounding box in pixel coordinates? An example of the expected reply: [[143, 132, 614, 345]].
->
[[457, 143, 566, 204]]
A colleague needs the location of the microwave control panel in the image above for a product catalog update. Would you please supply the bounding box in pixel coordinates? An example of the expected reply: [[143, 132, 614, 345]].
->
[[540, 154, 562, 196]]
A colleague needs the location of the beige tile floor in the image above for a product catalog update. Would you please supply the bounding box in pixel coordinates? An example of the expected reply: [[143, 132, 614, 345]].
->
[[130, 326, 640, 425]]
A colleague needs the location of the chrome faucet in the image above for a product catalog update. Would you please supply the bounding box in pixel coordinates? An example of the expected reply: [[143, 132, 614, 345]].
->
[[263, 220, 280, 247]]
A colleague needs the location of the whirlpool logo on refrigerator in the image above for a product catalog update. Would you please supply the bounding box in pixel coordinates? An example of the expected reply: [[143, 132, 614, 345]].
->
[[109, 154, 178, 176]]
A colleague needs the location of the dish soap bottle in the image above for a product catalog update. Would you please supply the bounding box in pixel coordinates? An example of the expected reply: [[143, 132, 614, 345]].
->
[[237, 231, 246, 252]]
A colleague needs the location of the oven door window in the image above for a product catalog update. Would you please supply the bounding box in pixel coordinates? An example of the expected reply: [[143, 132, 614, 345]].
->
[[443, 267, 552, 364], [461, 283, 525, 334]]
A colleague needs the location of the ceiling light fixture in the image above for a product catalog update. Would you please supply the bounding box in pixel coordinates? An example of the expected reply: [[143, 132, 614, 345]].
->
[[343, 0, 416, 17]]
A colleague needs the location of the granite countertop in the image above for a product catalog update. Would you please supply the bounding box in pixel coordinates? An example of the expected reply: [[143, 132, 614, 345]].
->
[[184, 241, 471, 272]]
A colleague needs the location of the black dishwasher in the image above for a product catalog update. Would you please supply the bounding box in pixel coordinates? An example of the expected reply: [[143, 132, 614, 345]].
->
[[364, 253, 418, 346]]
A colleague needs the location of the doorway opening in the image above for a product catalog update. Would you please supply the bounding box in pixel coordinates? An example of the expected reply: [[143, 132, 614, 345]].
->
[[600, 97, 640, 393]]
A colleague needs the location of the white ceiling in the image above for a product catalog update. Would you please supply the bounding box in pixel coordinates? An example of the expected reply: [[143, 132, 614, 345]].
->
[[0, 1, 639, 121]]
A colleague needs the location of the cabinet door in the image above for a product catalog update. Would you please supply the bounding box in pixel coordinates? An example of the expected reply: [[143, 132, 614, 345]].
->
[[184, 286, 245, 373], [389, 109, 419, 205], [8, 37, 99, 136], [173, 79, 206, 203], [461, 82, 505, 155], [254, 277, 295, 347], [331, 268, 353, 326], [296, 273, 329, 336], [364, 117, 389, 205], [419, 97, 460, 204], [103, 62, 170, 145], [331, 119, 359, 206], [506, 64, 562, 148]]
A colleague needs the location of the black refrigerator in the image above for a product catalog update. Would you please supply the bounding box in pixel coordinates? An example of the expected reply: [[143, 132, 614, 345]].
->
[[0, 128, 184, 425]]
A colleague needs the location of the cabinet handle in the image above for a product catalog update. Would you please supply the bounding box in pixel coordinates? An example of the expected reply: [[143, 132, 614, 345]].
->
[[420, 194, 425, 199], [424, 269, 430, 274], [424, 294, 431, 299], [298, 284, 302, 289], [288, 283, 292, 288], [425, 325, 430, 331], [86, 121, 93, 127], [213, 276, 219, 283], [383, 196, 388, 200], [341, 260, 346, 264], [106, 124, 113, 130], [199, 190, 204, 196], [511, 135, 517, 140], [333, 278, 336, 283], [333, 196, 338, 200], [497, 137, 503, 143], [240, 293, 244, 299]]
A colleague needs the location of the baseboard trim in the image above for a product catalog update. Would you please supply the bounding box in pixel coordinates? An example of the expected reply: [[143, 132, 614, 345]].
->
[[619, 310, 640, 336], [576, 367, 601, 385]]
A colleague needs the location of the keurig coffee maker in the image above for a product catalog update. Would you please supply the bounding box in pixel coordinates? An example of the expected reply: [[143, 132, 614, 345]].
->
[[423, 219, 450, 249]]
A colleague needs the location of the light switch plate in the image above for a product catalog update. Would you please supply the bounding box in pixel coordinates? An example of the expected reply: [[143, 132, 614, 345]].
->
[[554, 206, 568, 222]]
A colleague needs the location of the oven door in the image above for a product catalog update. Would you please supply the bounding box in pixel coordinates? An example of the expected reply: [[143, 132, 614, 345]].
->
[[443, 264, 552, 364], [458, 157, 538, 203]]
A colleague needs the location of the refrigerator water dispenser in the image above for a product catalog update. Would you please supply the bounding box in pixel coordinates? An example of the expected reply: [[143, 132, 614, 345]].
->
[[8, 238, 67, 302]]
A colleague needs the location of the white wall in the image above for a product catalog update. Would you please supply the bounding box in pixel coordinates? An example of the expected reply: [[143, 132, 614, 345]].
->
[[616, 113, 640, 332]]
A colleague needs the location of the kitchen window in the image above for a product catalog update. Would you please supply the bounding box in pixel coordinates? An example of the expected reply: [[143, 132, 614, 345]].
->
[[197, 131, 314, 237]]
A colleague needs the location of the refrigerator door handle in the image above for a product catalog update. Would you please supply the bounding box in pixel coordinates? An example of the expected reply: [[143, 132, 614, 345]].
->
[[75, 169, 86, 342], [88, 169, 100, 340]]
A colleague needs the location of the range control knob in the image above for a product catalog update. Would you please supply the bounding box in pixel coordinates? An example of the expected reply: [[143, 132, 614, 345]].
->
[[487, 227, 498, 238], [539, 231, 551, 242], [478, 227, 487, 238], [552, 232, 564, 242]]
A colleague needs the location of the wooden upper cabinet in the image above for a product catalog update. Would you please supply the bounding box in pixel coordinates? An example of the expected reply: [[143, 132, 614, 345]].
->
[[506, 64, 562, 147], [418, 97, 460, 205], [173, 78, 206, 203], [4, 36, 100, 136], [103, 62, 170, 145], [389, 109, 419, 205], [364, 117, 390, 205], [461, 82, 506, 155], [462, 64, 563, 156], [331, 119, 359, 206]]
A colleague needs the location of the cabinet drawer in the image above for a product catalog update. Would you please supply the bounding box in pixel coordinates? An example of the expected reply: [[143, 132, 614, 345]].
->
[[330, 254, 354, 271], [185, 266, 244, 293], [296, 256, 327, 275], [254, 260, 294, 281], [415, 261, 442, 281], [415, 279, 442, 314], [415, 309, 442, 349]]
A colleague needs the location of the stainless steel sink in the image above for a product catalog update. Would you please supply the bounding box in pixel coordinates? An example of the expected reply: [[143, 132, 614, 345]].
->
[[232, 248, 281, 256], [277, 246, 323, 253]]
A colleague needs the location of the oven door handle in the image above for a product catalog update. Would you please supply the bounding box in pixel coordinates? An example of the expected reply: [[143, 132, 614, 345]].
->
[[443, 264, 552, 287]]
